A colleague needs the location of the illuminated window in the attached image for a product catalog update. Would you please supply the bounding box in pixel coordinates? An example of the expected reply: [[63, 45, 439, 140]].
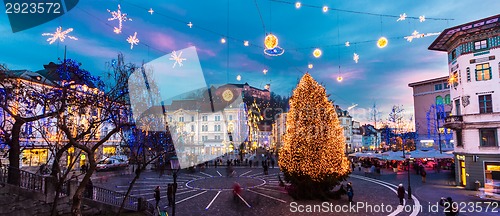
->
[[474, 39, 488, 50], [479, 95, 493, 114], [479, 128, 497, 147], [476, 63, 491, 81]]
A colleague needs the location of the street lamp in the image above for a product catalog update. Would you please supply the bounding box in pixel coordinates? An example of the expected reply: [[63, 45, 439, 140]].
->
[[170, 155, 180, 216], [405, 152, 412, 200]]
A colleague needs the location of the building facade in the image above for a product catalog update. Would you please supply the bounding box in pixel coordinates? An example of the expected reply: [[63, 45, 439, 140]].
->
[[336, 106, 353, 153], [351, 121, 363, 152], [408, 77, 454, 151], [272, 113, 287, 151], [429, 15, 500, 195]]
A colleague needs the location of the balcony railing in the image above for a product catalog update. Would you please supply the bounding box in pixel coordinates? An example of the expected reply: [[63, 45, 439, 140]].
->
[[445, 115, 463, 123]]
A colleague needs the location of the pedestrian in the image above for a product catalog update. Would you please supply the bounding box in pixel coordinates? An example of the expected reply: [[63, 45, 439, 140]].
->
[[271, 158, 275, 169], [421, 169, 427, 183], [85, 179, 93, 199], [214, 159, 218, 168], [346, 182, 354, 202], [167, 184, 173, 207], [397, 183, 405, 205], [357, 161, 362, 171], [154, 186, 161, 207], [249, 160, 252, 168], [351, 162, 355, 171]]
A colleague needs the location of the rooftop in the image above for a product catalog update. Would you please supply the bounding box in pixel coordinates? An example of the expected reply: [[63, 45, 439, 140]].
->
[[408, 76, 448, 87]]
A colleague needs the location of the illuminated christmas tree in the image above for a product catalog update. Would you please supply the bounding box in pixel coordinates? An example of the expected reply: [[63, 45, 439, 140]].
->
[[279, 73, 350, 199]]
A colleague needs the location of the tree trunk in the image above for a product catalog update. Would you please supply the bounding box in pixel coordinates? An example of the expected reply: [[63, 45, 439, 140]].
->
[[71, 157, 96, 216], [7, 121, 23, 185], [50, 144, 73, 216], [117, 166, 143, 215]]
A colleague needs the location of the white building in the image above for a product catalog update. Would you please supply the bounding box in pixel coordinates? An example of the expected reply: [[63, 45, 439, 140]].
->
[[351, 121, 363, 152], [272, 113, 287, 151], [429, 14, 500, 195], [336, 106, 353, 153]]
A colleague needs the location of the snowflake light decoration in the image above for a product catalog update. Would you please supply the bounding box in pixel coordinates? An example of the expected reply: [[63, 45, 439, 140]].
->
[[404, 30, 441, 42], [126, 32, 139, 49], [345, 41, 350, 47], [353, 53, 359, 63], [187, 22, 193, 28], [419, 15, 426, 22], [148, 8, 154, 15], [263, 69, 268, 75], [107, 4, 132, 34], [42, 26, 78, 44], [236, 75, 242, 81], [397, 13, 407, 21], [169, 51, 187, 68]]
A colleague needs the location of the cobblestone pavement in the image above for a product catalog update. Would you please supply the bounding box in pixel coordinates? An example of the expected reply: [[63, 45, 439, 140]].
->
[[96, 167, 418, 216]]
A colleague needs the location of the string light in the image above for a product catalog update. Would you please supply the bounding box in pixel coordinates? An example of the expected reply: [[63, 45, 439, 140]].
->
[[126, 32, 139, 49], [107, 4, 132, 34], [279, 73, 350, 182], [322, 6, 328, 12], [295, 2, 301, 9], [397, 13, 407, 21], [308, 64, 313, 69], [419, 15, 426, 22], [148, 8, 154, 15], [353, 53, 359, 63], [221, 38, 226, 44], [42, 26, 78, 44], [377, 37, 388, 48], [236, 75, 242, 81], [313, 48, 322, 58]]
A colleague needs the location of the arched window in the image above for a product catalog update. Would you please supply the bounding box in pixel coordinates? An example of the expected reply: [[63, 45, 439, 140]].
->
[[444, 94, 451, 105], [436, 96, 444, 105]]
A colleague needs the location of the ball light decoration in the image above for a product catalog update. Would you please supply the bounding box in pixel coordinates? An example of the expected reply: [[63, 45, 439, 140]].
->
[[279, 73, 350, 199], [377, 37, 388, 48], [313, 48, 322, 58], [337, 76, 343, 82], [264, 33, 279, 49]]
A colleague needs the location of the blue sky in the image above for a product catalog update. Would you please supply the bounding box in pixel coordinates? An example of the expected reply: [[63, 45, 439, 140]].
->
[[1, 0, 499, 125]]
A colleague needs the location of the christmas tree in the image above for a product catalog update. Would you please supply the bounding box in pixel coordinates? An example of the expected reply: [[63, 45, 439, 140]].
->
[[279, 73, 350, 199]]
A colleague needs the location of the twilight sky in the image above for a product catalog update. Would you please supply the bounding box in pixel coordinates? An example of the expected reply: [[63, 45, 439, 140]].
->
[[1, 0, 499, 125]]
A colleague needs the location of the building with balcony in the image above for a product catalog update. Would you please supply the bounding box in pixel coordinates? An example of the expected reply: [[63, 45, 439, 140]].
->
[[336, 106, 353, 153], [429, 14, 500, 194], [408, 76, 454, 151]]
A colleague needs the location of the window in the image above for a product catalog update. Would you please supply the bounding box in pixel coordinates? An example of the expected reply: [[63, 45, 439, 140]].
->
[[466, 67, 471, 82], [444, 82, 450, 89], [191, 116, 194, 122], [434, 84, 443, 91], [229, 115, 233, 121], [179, 117, 184, 122], [202, 125, 208, 132], [456, 130, 463, 147], [202, 116, 207, 121], [474, 39, 488, 50], [479, 94, 493, 113], [451, 49, 457, 60], [215, 135, 221, 140], [191, 125, 194, 132], [215, 116, 220, 121], [202, 136, 208, 141], [444, 94, 451, 105], [214, 125, 221, 131], [169, 116, 172, 122], [436, 96, 444, 105], [455, 99, 461, 115], [479, 128, 497, 147], [476, 63, 491, 81]]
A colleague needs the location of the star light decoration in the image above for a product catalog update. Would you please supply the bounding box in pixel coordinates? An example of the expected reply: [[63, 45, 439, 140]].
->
[[353, 53, 359, 63], [42, 26, 78, 44], [448, 73, 459, 87], [187, 22, 193, 28], [419, 15, 426, 22], [148, 8, 154, 15], [169, 50, 187, 68], [404, 30, 441, 42], [397, 13, 407, 21], [263, 69, 268, 75], [107, 4, 132, 34], [345, 41, 350, 47], [126, 32, 139, 49]]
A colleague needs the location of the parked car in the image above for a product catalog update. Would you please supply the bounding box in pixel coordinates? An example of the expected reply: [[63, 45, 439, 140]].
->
[[96, 156, 129, 171]]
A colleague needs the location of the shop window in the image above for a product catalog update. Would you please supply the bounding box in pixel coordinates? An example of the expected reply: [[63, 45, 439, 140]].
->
[[21, 149, 48, 166], [484, 162, 500, 197], [479, 128, 497, 147], [476, 63, 492, 81]]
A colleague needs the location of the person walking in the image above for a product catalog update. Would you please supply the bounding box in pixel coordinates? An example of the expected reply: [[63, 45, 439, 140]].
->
[[421, 169, 427, 183], [154, 186, 161, 207], [167, 184, 173, 207], [346, 182, 354, 202], [271, 158, 275, 169], [397, 183, 405, 205]]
